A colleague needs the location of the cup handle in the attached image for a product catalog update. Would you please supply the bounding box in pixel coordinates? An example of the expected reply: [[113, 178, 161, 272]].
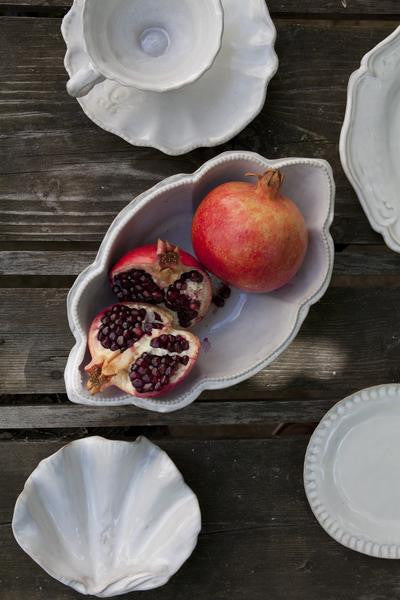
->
[[66, 64, 105, 98]]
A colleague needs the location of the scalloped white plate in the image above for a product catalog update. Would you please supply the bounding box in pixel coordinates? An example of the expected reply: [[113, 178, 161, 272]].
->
[[65, 151, 335, 413], [61, 0, 278, 155], [305, 384, 400, 559], [340, 26, 400, 252]]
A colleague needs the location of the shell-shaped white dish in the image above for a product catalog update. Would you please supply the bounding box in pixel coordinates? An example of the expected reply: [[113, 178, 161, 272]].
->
[[340, 26, 400, 252], [12, 436, 201, 596], [304, 384, 400, 559], [65, 151, 335, 413], [61, 0, 278, 155]]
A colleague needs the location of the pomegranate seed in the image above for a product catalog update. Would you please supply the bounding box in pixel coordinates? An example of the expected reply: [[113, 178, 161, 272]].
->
[[150, 334, 189, 353], [219, 284, 231, 299], [112, 269, 164, 306], [112, 266, 205, 328], [96, 305, 164, 352], [194, 271, 204, 282], [213, 296, 225, 308], [129, 352, 189, 394]]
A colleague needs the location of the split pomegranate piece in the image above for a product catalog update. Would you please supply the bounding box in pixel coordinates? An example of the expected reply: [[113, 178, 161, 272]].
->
[[85, 302, 200, 399], [110, 239, 212, 329]]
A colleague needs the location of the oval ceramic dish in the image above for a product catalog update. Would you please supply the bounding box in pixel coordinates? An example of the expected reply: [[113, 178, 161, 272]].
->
[[65, 151, 335, 413], [340, 26, 400, 252], [304, 384, 400, 559], [12, 436, 201, 597], [61, 0, 278, 155]]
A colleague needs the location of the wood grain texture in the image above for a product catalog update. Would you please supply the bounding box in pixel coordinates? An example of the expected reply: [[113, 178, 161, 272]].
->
[[0, 16, 396, 244], [0, 400, 329, 428], [3, 437, 400, 600], [2, 245, 400, 277], [2, 285, 400, 405], [1, 0, 399, 15]]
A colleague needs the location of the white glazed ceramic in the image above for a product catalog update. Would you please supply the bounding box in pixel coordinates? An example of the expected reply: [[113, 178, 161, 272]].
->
[[65, 151, 335, 413], [66, 0, 223, 97], [304, 384, 400, 559], [61, 0, 278, 155], [12, 436, 201, 596], [340, 26, 400, 253]]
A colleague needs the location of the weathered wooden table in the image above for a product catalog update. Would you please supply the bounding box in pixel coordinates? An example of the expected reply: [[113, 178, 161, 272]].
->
[[1, 1, 400, 598]]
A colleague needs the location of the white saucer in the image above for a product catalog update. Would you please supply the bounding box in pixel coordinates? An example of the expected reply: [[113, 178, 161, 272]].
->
[[305, 384, 400, 559], [61, 0, 278, 155]]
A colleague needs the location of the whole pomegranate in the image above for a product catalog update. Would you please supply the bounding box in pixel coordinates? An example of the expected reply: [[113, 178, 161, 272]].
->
[[110, 239, 212, 328], [85, 302, 200, 398], [192, 170, 308, 293]]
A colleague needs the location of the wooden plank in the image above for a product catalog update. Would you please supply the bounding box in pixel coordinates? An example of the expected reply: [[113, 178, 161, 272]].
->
[[0, 400, 329, 428], [1, 245, 400, 277], [1, 0, 400, 16], [3, 438, 400, 600], [1, 285, 400, 405], [0, 250, 94, 276], [0, 17, 395, 244]]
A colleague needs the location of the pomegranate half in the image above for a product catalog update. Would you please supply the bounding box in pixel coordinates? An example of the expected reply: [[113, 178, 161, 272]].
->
[[85, 302, 200, 398], [110, 239, 212, 329], [192, 169, 309, 293]]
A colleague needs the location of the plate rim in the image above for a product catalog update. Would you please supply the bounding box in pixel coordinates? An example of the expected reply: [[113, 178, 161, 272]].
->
[[304, 383, 400, 559], [339, 25, 400, 253]]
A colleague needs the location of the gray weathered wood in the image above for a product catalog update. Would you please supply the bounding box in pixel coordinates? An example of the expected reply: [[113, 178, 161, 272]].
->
[[1, 285, 400, 405], [0, 250, 94, 275], [0, 400, 331, 428], [3, 437, 400, 600], [2, 245, 400, 277], [1, 0, 399, 15], [0, 17, 396, 244]]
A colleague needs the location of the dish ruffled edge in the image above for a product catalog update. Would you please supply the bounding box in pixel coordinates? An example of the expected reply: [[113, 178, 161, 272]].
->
[[340, 26, 400, 253]]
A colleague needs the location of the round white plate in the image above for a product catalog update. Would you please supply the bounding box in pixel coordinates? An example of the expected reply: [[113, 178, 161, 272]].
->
[[340, 26, 400, 252], [304, 384, 400, 558], [61, 0, 278, 155]]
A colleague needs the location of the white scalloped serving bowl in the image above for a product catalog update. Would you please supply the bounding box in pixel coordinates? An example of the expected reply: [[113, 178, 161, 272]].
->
[[65, 151, 335, 413], [304, 384, 400, 559], [12, 436, 201, 597], [340, 26, 400, 252]]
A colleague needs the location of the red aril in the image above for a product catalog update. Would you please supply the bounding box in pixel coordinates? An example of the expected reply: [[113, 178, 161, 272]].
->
[[110, 239, 212, 328], [85, 302, 200, 398], [192, 170, 308, 293]]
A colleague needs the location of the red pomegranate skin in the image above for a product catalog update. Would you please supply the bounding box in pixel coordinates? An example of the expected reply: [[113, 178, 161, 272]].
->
[[192, 171, 308, 293], [111, 243, 201, 274]]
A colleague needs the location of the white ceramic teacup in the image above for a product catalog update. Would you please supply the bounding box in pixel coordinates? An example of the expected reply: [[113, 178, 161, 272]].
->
[[67, 0, 224, 98]]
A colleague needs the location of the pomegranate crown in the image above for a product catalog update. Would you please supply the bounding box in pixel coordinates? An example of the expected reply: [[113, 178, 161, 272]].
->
[[156, 239, 182, 271], [246, 169, 284, 197]]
